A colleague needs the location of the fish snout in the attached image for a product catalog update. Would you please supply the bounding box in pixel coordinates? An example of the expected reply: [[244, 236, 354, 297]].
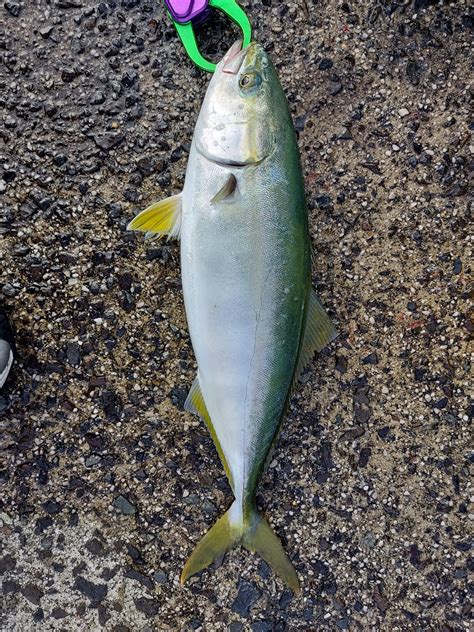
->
[[222, 40, 247, 75]]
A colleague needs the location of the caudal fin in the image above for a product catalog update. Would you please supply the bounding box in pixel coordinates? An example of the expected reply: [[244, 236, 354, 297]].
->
[[180, 502, 300, 594], [180, 509, 240, 584], [242, 511, 300, 594]]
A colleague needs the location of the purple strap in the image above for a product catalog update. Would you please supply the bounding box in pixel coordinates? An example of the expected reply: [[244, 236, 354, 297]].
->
[[165, 0, 209, 24]]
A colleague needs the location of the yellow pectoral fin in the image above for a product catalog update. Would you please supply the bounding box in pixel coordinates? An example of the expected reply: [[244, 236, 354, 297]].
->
[[127, 193, 182, 240]]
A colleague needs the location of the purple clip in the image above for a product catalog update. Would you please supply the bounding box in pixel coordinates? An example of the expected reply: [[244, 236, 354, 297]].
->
[[165, 0, 209, 24]]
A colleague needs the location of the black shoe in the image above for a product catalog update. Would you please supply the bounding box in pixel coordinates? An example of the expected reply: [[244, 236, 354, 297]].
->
[[0, 309, 14, 388]]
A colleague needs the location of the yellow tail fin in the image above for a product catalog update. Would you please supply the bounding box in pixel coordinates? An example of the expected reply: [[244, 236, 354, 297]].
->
[[180, 509, 240, 585], [180, 502, 300, 594], [243, 511, 300, 594]]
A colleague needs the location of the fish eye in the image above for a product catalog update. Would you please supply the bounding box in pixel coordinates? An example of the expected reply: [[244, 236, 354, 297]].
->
[[239, 71, 262, 92]]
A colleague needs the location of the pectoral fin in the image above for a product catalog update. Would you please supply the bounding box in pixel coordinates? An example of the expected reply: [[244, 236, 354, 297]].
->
[[211, 174, 237, 204], [184, 377, 234, 491], [127, 193, 182, 240], [294, 289, 337, 382]]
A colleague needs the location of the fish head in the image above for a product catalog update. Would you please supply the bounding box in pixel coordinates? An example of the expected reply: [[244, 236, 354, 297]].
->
[[195, 42, 285, 168]]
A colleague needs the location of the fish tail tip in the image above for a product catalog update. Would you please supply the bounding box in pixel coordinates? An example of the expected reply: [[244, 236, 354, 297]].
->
[[291, 578, 302, 596], [180, 509, 239, 587], [243, 509, 300, 594], [126, 215, 140, 231], [180, 561, 195, 586]]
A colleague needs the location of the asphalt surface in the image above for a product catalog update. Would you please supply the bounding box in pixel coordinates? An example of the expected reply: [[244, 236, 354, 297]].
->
[[1, 0, 472, 630]]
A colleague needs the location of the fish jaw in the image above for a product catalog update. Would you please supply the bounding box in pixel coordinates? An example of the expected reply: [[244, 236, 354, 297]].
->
[[222, 40, 247, 75]]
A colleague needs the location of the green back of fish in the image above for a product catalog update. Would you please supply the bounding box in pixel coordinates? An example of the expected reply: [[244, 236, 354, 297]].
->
[[239, 73, 311, 506]]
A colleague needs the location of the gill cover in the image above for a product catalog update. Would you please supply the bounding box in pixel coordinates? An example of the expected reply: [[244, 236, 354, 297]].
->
[[195, 42, 276, 166]]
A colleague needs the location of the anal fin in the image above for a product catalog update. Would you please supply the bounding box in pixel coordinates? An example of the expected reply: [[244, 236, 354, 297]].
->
[[127, 193, 182, 240], [185, 376, 234, 491]]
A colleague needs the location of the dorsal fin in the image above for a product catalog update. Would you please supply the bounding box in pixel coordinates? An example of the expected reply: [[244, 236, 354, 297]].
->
[[294, 289, 337, 385], [184, 376, 234, 491]]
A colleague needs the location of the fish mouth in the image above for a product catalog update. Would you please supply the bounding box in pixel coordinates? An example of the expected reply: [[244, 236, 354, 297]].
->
[[222, 40, 250, 75], [196, 144, 265, 169]]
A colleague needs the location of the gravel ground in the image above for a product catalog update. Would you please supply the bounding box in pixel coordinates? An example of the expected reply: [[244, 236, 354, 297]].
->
[[1, 0, 472, 630]]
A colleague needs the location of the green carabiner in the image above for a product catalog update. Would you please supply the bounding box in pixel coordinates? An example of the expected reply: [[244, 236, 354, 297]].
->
[[166, 0, 252, 73]]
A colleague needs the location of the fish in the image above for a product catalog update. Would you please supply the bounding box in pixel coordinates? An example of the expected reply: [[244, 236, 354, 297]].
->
[[128, 41, 337, 593]]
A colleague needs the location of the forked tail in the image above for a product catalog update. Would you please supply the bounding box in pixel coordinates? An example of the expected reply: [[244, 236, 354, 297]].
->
[[180, 501, 300, 594]]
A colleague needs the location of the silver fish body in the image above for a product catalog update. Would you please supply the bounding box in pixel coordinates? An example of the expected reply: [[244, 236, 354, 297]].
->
[[181, 93, 309, 518], [128, 41, 336, 593]]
